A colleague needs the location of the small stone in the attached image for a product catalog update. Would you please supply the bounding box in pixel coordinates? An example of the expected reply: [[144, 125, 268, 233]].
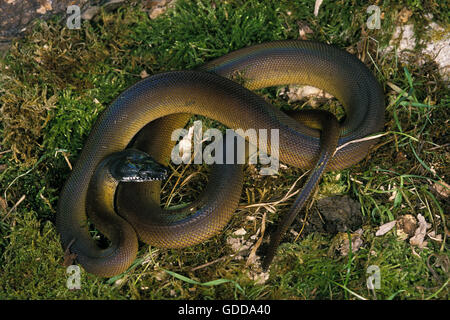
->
[[233, 228, 247, 236], [140, 69, 149, 79], [81, 6, 101, 21]]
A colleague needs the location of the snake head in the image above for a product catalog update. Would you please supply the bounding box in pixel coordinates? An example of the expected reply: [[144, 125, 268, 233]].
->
[[109, 149, 169, 182]]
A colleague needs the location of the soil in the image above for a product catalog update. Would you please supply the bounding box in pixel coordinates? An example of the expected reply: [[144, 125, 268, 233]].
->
[[0, 0, 176, 53], [0, 1, 92, 50], [303, 195, 363, 235]]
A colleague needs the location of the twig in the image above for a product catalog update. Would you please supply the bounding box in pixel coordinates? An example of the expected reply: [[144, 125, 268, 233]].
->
[[3, 155, 46, 201], [1, 194, 26, 222], [246, 211, 267, 266], [428, 143, 449, 151], [55, 149, 72, 170], [240, 170, 310, 210], [335, 133, 387, 154], [0, 149, 12, 155], [190, 255, 230, 272]]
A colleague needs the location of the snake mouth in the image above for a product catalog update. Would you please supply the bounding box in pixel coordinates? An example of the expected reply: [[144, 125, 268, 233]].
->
[[110, 149, 169, 183], [136, 168, 168, 182]]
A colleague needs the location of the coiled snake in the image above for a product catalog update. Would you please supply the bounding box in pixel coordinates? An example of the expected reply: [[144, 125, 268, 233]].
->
[[56, 40, 385, 277]]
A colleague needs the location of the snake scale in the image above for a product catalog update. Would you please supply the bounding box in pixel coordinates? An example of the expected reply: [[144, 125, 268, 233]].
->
[[56, 40, 385, 277]]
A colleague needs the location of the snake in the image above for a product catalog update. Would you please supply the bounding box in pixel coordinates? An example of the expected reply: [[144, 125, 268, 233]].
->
[[56, 40, 385, 277]]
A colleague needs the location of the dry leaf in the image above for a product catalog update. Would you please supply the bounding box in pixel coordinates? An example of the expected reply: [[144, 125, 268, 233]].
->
[[339, 229, 363, 256], [149, 7, 166, 19], [233, 228, 247, 236], [0, 196, 7, 211], [396, 228, 409, 241], [427, 231, 442, 242], [411, 246, 421, 258], [398, 7, 413, 23], [431, 181, 450, 198], [388, 189, 397, 202], [62, 238, 77, 267], [297, 21, 313, 40], [140, 70, 149, 79], [247, 270, 269, 285], [43, 0, 52, 10], [395, 151, 407, 162], [409, 214, 430, 248], [375, 220, 396, 236], [36, 0, 52, 14], [246, 212, 266, 266], [226, 236, 253, 259]]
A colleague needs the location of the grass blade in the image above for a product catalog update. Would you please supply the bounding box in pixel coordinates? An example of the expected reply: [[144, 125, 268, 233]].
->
[[163, 269, 244, 293]]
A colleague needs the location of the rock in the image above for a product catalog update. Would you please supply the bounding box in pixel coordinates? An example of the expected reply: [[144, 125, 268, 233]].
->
[[81, 6, 101, 21], [383, 21, 450, 83]]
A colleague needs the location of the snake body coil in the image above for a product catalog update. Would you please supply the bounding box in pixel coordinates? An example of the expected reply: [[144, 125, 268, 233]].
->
[[56, 40, 384, 277]]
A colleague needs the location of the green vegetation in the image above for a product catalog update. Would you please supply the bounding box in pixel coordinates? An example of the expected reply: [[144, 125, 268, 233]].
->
[[0, 0, 448, 299]]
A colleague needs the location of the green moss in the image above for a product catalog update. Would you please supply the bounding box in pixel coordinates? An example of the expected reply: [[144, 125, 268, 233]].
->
[[0, 210, 123, 299]]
